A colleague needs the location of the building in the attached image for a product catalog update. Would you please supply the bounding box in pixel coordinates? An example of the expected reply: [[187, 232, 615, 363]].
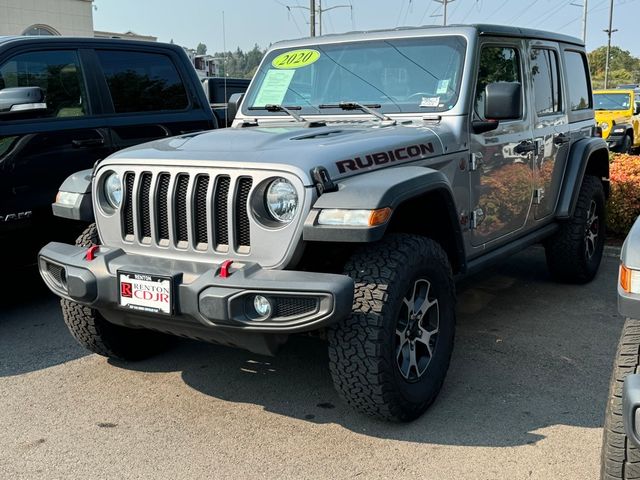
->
[[94, 30, 157, 42], [184, 49, 221, 78], [0, 0, 95, 37]]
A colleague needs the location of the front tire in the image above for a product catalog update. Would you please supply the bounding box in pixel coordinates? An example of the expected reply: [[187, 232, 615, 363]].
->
[[328, 234, 456, 421], [545, 175, 606, 283], [61, 223, 170, 361], [601, 319, 640, 479]]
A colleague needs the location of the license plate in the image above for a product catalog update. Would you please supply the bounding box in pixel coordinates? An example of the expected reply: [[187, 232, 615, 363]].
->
[[118, 272, 172, 315]]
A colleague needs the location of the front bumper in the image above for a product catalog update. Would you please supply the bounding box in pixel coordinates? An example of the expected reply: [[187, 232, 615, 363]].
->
[[606, 133, 628, 151], [38, 242, 354, 353]]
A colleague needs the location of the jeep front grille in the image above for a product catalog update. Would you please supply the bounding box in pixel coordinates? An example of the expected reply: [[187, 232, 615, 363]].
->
[[121, 171, 253, 252]]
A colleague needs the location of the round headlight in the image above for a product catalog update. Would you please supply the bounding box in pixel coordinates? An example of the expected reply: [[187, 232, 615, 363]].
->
[[104, 172, 122, 208], [600, 121, 610, 131], [265, 178, 298, 223]]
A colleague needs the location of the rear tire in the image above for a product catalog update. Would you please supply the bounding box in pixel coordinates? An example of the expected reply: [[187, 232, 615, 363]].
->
[[545, 175, 605, 283], [61, 223, 170, 361], [328, 234, 456, 422], [601, 318, 640, 479]]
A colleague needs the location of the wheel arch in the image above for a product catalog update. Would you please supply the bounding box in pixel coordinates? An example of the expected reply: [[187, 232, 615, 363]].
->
[[556, 137, 609, 220]]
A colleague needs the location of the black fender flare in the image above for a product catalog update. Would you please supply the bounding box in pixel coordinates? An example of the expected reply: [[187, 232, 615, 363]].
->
[[555, 137, 609, 220], [51, 168, 94, 222], [303, 166, 466, 269]]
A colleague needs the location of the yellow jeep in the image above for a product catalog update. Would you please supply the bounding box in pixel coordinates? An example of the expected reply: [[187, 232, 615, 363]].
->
[[594, 89, 640, 153]]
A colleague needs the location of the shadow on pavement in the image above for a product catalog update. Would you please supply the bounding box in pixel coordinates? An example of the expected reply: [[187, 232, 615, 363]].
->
[[0, 266, 89, 376], [105, 248, 623, 448]]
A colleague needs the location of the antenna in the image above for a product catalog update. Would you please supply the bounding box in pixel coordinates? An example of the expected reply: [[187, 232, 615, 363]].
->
[[222, 10, 228, 126]]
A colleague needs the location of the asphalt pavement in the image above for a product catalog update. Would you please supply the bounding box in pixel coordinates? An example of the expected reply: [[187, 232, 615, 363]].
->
[[0, 247, 622, 479]]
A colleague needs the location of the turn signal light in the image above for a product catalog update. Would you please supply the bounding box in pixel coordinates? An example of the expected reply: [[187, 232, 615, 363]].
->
[[621, 264, 640, 294], [317, 207, 393, 227]]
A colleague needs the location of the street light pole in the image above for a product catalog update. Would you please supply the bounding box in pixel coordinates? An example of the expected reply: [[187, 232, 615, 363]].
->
[[582, 0, 588, 43], [310, 0, 316, 36], [604, 0, 617, 89], [432, 0, 456, 26]]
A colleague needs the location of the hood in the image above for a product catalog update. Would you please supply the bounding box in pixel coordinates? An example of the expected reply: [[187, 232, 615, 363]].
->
[[107, 120, 458, 185]]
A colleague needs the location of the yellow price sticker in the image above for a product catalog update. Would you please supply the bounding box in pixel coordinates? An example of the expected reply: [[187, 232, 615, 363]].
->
[[272, 49, 320, 69]]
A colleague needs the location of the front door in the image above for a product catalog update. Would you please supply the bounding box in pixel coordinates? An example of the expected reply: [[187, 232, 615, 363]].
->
[[469, 41, 534, 247]]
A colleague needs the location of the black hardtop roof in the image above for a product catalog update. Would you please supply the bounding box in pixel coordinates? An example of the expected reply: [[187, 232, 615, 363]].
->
[[0, 36, 179, 51], [270, 23, 584, 49]]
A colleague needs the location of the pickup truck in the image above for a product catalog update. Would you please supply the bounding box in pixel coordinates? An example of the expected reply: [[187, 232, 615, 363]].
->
[[202, 77, 251, 127], [0, 36, 246, 264]]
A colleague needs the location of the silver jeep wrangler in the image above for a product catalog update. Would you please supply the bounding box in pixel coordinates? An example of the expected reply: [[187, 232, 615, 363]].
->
[[39, 24, 609, 421]]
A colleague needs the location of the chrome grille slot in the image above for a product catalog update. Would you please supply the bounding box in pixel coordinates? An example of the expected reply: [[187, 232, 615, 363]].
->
[[122, 172, 135, 238], [193, 175, 210, 247], [235, 177, 253, 250], [139, 172, 153, 241], [157, 173, 171, 243], [214, 175, 230, 250], [174, 174, 190, 245]]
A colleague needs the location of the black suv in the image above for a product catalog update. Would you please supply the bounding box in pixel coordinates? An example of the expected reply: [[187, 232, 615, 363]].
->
[[0, 37, 217, 262]]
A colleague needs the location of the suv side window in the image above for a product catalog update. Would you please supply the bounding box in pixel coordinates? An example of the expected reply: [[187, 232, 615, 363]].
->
[[564, 50, 591, 111], [0, 50, 87, 118], [96, 50, 189, 113], [531, 48, 561, 116], [475, 46, 522, 120]]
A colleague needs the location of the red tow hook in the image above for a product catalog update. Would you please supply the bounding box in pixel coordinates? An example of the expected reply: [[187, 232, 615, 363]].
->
[[85, 245, 100, 261], [218, 259, 234, 278]]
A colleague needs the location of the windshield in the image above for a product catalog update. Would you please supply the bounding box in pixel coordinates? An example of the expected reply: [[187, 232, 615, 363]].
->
[[594, 93, 631, 111], [243, 36, 467, 117]]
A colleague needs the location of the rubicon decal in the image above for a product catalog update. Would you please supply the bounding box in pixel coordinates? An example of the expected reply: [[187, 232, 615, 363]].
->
[[336, 143, 435, 173]]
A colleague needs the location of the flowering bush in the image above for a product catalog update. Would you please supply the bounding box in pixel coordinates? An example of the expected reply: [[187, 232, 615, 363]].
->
[[607, 153, 640, 236]]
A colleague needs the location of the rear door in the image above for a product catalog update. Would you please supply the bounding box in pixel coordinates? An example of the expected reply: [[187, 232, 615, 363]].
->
[[528, 41, 570, 220], [93, 47, 215, 151], [0, 46, 112, 237]]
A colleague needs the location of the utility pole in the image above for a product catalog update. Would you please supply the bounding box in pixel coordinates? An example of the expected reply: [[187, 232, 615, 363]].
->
[[285, 1, 351, 37], [582, 0, 588, 43], [604, 0, 617, 89], [432, 0, 456, 26]]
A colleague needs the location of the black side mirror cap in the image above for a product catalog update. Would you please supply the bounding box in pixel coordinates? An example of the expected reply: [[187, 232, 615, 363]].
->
[[472, 119, 499, 134], [227, 93, 244, 125], [484, 82, 522, 120]]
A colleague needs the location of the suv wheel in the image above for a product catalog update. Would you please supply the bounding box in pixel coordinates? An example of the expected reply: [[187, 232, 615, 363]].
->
[[328, 234, 456, 421], [61, 223, 171, 361], [601, 318, 640, 480], [545, 175, 605, 283]]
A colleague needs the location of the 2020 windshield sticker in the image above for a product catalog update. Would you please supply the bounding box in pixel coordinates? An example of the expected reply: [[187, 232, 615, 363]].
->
[[254, 69, 296, 106], [272, 49, 320, 69]]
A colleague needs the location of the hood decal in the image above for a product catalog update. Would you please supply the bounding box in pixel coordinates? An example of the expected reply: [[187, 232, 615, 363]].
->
[[336, 142, 435, 173]]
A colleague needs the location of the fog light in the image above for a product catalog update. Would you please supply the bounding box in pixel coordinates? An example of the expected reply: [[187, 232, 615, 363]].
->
[[254, 295, 272, 318]]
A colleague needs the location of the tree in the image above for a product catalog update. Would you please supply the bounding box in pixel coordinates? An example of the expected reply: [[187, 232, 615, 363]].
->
[[196, 43, 207, 55], [588, 46, 640, 89]]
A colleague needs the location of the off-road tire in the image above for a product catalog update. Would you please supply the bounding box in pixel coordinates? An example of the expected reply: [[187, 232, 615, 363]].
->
[[618, 134, 633, 154], [60, 223, 170, 361], [327, 234, 456, 422], [601, 318, 640, 480], [545, 175, 605, 283]]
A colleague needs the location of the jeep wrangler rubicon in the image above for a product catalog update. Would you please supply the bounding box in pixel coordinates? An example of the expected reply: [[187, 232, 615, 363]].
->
[[38, 25, 609, 422]]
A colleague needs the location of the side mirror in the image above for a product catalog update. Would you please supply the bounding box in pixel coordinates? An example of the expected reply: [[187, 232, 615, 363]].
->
[[0, 86, 47, 116], [227, 93, 244, 125], [484, 82, 522, 120]]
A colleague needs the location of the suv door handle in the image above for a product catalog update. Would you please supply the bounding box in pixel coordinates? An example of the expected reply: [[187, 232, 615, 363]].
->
[[553, 133, 570, 146], [72, 138, 105, 148], [513, 140, 536, 155]]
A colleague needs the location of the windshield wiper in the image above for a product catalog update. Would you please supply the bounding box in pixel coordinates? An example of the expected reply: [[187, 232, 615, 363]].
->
[[248, 104, 306, 122], [318, 101, 395, 123]]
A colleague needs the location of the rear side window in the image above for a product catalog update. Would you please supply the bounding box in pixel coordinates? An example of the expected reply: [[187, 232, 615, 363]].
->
[[0, 50, 87, 118], [564, 51, 591, 111], [531, 48, 561, 115], [96, 50, 188, 113]]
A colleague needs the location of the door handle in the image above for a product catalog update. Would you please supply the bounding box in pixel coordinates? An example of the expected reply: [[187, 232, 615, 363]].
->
[[553, 133, 570, 146], [513, 140, 536, 155], [72, 138, 105, 148]]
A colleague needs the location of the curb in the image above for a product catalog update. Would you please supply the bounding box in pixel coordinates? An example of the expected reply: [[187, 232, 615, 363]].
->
[[605, 244, 622, 259]]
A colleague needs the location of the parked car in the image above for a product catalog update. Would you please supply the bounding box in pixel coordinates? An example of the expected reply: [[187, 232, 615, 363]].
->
[[38, 24, 608, 421], [601, 217, 640, 479], [0, 36, 235, 264], [594, 89, 640, 153], [201, 77, 251, 127]]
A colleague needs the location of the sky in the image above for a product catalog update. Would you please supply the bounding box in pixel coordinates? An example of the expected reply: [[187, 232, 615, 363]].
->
[[92, 0, 640, 56]]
